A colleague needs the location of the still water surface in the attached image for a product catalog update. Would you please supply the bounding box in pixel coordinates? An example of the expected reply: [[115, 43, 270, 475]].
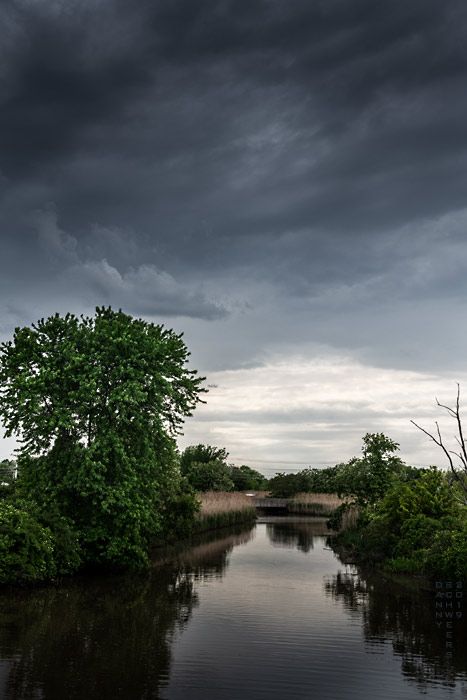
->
[[1, 517, 466, 699]]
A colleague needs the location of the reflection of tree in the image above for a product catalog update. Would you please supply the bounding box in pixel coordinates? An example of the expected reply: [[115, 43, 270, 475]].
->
[[0, 567, 194, 700], [266, 518, 330, 553], [0, 524, 255, 700], [325, 568, 467, 693]]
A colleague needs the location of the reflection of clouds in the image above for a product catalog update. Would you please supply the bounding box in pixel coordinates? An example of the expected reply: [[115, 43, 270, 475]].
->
[[324, 569, 467, 693]]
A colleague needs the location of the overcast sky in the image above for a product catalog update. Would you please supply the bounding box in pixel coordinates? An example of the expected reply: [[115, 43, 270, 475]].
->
[[1, 0, 467, 473]]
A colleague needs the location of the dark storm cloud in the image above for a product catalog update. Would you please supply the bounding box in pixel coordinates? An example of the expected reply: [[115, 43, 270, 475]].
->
[[1, 0, 467, 328], [2, 0, 466, 191]]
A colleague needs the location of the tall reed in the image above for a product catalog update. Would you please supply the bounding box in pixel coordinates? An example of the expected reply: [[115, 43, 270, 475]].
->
[[194, 491, 257, 533], [287, 492, 347, 516]]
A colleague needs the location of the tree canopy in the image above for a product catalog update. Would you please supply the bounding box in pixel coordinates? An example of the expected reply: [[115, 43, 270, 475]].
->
[[179, 444, 267, 492], [0, 307, 206, 567], [180, 444, 234, 492]]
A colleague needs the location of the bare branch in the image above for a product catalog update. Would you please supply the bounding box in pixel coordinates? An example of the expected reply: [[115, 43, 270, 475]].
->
[[454, 383, 467, 468], [410, 419, 443, 448], [435, 397, 457, 419], [411, 416, 467, 500], [453, 437, 467, 469]]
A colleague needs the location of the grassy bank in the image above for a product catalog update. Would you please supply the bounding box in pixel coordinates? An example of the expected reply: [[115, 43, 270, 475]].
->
[[193, 491, 257, 533]]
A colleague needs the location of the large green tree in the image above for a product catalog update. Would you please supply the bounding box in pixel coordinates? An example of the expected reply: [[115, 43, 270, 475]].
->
[[0, 307, 206, 567]]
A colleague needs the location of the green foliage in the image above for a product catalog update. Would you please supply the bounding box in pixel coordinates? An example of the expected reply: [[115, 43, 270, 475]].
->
[[0, 497, 82, 583], [179, 444, 247, 492], [184, 460, 235, 492], [160, 492, 201, 540], [428, 523, 467, 579], [0, 307, 206, 571], [0, 459, 17, 501], [230, 465, 267, 491], [335, 433, 406, 504], [326, 501, 353, 530], [334, 466, 467, 578], [383, 552, 428, 575], [354, 513, 399, 562], [180, 444, 228, 473], [378, 467, 456, 525], [395, 514, 440, 554], [267, 470, 314, 498], [0, 500, 55, 583]]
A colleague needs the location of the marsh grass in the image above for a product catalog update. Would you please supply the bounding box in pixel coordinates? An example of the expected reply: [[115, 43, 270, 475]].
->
[[287, 492, 347, 516], [194, 491, 257, 533]]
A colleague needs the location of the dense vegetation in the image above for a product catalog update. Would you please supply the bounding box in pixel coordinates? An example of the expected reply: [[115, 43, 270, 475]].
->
[[334, 466, 467, 579], [180, 444, 268, 492], [0, 308, 207, 582]]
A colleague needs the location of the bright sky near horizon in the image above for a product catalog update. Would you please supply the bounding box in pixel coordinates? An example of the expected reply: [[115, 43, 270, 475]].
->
[[1, 0, 467, 475]]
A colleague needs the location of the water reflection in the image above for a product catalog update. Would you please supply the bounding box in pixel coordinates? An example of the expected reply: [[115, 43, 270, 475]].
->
[[0, 525, 255, 700], [2, 519, 467, 700], [265, 516, 330, 553], [165, 526, 255, 582], [325, 567, 467, 694]]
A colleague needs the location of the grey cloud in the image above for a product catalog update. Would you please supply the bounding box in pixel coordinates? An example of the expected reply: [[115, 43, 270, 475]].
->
[[35, 206, 78, 263], [190, 403, 379, 425], [1, 0, 467, 363], [61, 258, 227, 320]]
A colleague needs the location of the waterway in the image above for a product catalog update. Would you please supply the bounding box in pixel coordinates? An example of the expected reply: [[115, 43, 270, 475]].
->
[[0, 517, 466, 699]]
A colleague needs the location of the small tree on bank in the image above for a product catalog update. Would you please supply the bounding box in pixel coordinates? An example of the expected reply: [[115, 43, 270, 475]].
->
[[0, 307, 206, 567]]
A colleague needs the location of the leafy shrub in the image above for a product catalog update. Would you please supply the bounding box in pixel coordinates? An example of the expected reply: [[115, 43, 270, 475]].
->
[[355, 514, 398, 562], [394, 514, 440, 556], [384, 552, 428, 574], [426, 523, 467, 579], [160, 492, 201, 540], [378, 467, 456, 526], [0, 500, 56, 583], [0, 499, 83, 584]]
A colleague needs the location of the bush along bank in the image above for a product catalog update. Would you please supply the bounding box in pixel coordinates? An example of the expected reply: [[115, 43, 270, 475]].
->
[[0, 489, 258, 585], [332, 467, 467, 581]]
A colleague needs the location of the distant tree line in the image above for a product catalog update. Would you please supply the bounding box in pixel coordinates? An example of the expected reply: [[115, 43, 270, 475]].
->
[[267, 433, 424, 501]]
